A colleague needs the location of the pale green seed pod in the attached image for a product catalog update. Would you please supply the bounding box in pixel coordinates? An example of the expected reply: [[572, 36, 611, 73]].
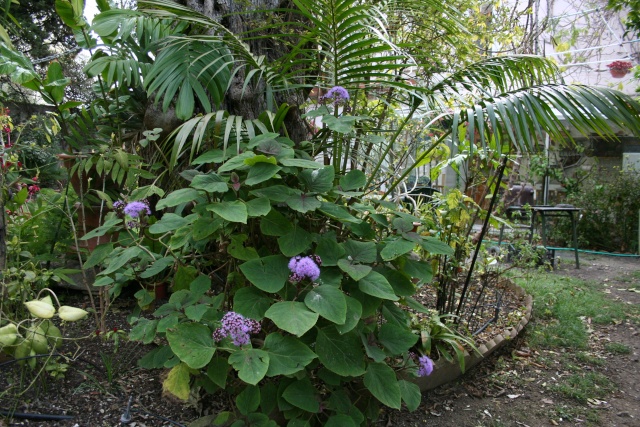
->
[[58, 306, 89, 322], [0, 324, 18, 347], [24, 300, 56, 319]]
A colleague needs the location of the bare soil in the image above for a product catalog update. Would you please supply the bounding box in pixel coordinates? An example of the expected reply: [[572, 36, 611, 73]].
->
[[1, 252, 638, 427]]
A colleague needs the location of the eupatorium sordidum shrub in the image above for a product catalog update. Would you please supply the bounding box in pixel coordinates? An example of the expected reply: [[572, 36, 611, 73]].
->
[[94, 130, 454, 425]]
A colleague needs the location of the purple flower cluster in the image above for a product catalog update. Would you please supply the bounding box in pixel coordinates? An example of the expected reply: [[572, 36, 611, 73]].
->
[[288, 255, 322, 283], [213, 312, 261, 347], [123, 201, 151, 218], [321, 86, 350, 105], [417, 355, 434, 377]]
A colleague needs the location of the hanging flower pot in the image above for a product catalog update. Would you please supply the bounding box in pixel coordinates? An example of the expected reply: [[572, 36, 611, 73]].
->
[[607, 61, 633, 78], [610, 68, 629, 78]]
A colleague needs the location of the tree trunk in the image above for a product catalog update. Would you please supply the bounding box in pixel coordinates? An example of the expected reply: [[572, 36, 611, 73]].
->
[[178, 0, 311, 143]]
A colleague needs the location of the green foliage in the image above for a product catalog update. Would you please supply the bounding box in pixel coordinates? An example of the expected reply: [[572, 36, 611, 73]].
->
[[8, 188, 74, 257], [410, 310, 479, 373], [552, 168, 640, 253], [608, 0, 640, 38], [111, 131, 445, 424]]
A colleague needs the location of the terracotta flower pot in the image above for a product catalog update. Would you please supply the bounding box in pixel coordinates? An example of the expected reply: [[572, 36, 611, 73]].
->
[[145, 283, 168, 301], [57, 153, 110, 196], [59, 153, 116, 252], [74, 203, 113, 251], [609, 68, 629, 78]]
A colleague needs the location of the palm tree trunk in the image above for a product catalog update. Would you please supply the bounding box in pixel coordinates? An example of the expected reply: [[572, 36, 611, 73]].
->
[[177, 0, 311, 142]]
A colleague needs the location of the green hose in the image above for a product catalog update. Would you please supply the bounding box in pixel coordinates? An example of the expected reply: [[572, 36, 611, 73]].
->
[[545, 247, 640, 258], [483, 240, 640, 258]]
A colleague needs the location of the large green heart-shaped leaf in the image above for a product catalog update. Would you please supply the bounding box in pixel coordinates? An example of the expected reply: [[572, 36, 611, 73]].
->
[[319, 202, 360, 224], [300, 166, 335, 193], [138, 346, 177, 369], [227, 234, 259, 261], [364, 363, 401, 409], [380, 239, 416, 261], [260, 209, 293, 236], [398, 380, 421, 412], [304, 285, 347, 325], [337, 259, 372, 281], [402, 258, 433, 283], [149, 213, 189, 234], [140, 256, 176, 279], [156, 188, 200, 209], [335, 296, 362, 335], [84, 242, 114, 269], [166, 323, 216, 369], [246, 163, 282, 186], [382, 301, 409, 326], [245, 197, 271, 217], [234, 287, 272, 320], [322, 115, 358, 134], [286, 194, 321, 213], [265, 302, 318, 337], [280, 158, 323, 169], [339, 169, 367, 191], [236, 385, 260, 416], [192, 216, 222, 241], [102, 246, 144, 275], [315, 235, 345, 267], [228, 348, 269, 385], [358, 271, 398, 301], [342, 240, 377, 263], [206, 356, 229, 389], [316, 327, 365, 377], [278, 227, 313, 257], [129, 318, 158, 344], [207, 200, 248, 223], [264, 333, 317, 376], [190, 173, 228, 193], [239, 255, 289, 293], [218, 152, 255, 172], [421, 236, 454, 256], [282, 378, 320, 413], [325, 415, 358, 427], [250, 185, 300, 203], [378, 323, 418, 356], [377, 267, 415, 297]]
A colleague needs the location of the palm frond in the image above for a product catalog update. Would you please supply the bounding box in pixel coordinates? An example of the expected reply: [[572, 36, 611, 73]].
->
[[158, 104, 293, 169], [138, 0, 283, 88], [144, 38, 232, 119], [459, 84, 640, 153]]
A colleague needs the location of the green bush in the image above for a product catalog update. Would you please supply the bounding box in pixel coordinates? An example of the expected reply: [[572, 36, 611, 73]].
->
[[8, 188, 74, 258], [89, 130, 459, 425], [551, 168, 640, 253]]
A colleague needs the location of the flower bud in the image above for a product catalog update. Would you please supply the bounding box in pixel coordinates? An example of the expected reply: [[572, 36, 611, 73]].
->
[[58, 305, 89, 322], [24, 300, 56, 319]]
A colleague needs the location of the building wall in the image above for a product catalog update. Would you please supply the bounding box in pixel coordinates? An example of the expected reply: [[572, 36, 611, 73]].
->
[[539, 0, 638, 96]]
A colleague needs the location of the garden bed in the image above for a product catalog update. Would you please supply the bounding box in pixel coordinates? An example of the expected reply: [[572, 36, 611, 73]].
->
[[0, 276, 531, 426]]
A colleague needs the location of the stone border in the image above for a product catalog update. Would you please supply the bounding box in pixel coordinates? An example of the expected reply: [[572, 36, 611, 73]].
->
[[412, 281, 533, 391]]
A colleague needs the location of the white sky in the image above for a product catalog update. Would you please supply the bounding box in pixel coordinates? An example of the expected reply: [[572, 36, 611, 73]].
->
[[85, 0, 99, 24]]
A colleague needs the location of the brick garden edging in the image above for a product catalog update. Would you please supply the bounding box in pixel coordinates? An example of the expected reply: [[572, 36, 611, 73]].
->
[[412, 281, 533, 391]]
